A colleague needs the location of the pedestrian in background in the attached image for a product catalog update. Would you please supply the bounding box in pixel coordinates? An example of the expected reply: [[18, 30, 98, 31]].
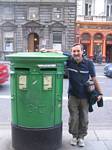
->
[[67, 43, 103, 147]]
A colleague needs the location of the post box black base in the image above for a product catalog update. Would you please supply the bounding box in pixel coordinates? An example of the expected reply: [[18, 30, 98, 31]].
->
[[11, 123, 62, 150]]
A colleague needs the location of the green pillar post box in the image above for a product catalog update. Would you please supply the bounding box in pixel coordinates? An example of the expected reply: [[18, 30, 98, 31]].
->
[[6, 52, 67, 150]]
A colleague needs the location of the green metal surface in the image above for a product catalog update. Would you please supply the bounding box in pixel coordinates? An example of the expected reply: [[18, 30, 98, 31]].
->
[[7, 52, 67, 128], [6, 52, 67, 63]]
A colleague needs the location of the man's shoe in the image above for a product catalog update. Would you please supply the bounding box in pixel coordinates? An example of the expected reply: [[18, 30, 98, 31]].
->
[[77, 138, 85, 147], [70, 137, 77, 146]]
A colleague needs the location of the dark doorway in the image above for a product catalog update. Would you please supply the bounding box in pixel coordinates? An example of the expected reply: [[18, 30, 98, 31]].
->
[[93, 44, 102, 63], [82, 44, 89, 58], [83, 44, 87, 54], [106, 45, 112, 63], [28, 33, 39, 52]]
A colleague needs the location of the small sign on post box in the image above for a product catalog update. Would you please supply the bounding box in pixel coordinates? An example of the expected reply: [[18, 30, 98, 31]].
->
[[19, 75, 27, 90], [43, 75, 52, 90]]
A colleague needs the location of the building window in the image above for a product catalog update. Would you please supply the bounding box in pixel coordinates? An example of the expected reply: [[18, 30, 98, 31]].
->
[[107, 5, 109, 16], [94, 33, 103, 40], [88, 4, 91, 16], [85, 3, 91, 16], [106, 34, 112, 41], [85, 4, 88, 16], [53, 32, 62, 51], [81, 33, 90, 40], [28, 7, 39, 20], [111, 5, 112, 16], [4, 32, 14, 52], [52, 8, 63, 21], [3, 7, 14, 20]]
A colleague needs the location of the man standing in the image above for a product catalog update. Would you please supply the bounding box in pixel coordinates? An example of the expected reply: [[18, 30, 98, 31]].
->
[[67, 43, 103, 147], [40, 44, 103, 147]]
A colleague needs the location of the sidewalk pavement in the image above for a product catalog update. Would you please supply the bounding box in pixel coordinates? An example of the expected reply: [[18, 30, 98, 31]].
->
[[0, 125, 112, 150]]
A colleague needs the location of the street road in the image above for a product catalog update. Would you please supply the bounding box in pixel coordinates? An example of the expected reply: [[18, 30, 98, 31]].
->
[[0, 64, 112, 130]]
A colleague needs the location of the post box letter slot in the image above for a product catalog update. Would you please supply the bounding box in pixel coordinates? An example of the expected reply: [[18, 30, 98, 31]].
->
[[15, 68, 30, 71], [40, 68, 57, 71]]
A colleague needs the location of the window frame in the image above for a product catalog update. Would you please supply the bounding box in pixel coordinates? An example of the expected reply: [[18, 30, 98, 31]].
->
[[52, 7, 63, 21], [28, 7, 39, 20], [52, 31, 62, 51], [3, 6, 14, 20], [107, 5, 109, 16], [85, 3, 91, 16], [3, 32, 14, 52]]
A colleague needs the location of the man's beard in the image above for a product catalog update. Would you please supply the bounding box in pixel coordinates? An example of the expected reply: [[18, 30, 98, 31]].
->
[[73, 56, 80, 61]]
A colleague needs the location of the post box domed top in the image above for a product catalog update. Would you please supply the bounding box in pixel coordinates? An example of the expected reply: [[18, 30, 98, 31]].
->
[[6, 52, 68, 63]]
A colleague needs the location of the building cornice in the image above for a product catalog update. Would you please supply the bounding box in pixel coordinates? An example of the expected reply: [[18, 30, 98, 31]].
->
[[76, 21, 112, 26]]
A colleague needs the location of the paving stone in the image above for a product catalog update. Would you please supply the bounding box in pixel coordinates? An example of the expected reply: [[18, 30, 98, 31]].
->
[[95, 130, 112, 140]]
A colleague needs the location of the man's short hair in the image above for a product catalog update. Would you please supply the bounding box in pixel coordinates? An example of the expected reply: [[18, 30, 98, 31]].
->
[[72, 43, 83, 51]]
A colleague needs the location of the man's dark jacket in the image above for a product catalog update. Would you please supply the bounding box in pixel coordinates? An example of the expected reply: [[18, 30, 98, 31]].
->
[[87, 90, 103, 112]]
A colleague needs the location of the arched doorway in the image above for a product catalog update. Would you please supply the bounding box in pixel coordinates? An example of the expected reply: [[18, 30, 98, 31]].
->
[[106, 34, 112, 62], [28, 33, 39, 52], [80, 33, 91, 58], [93, 33, 103, 63]]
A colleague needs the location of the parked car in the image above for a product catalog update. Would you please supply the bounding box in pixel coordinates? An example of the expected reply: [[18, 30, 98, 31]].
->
[[104, 63, 112, 78], [0, 63, 9, 84]]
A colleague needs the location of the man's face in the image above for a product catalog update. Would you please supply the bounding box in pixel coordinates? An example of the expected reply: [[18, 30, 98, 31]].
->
[[71, 45, 83, 62]]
